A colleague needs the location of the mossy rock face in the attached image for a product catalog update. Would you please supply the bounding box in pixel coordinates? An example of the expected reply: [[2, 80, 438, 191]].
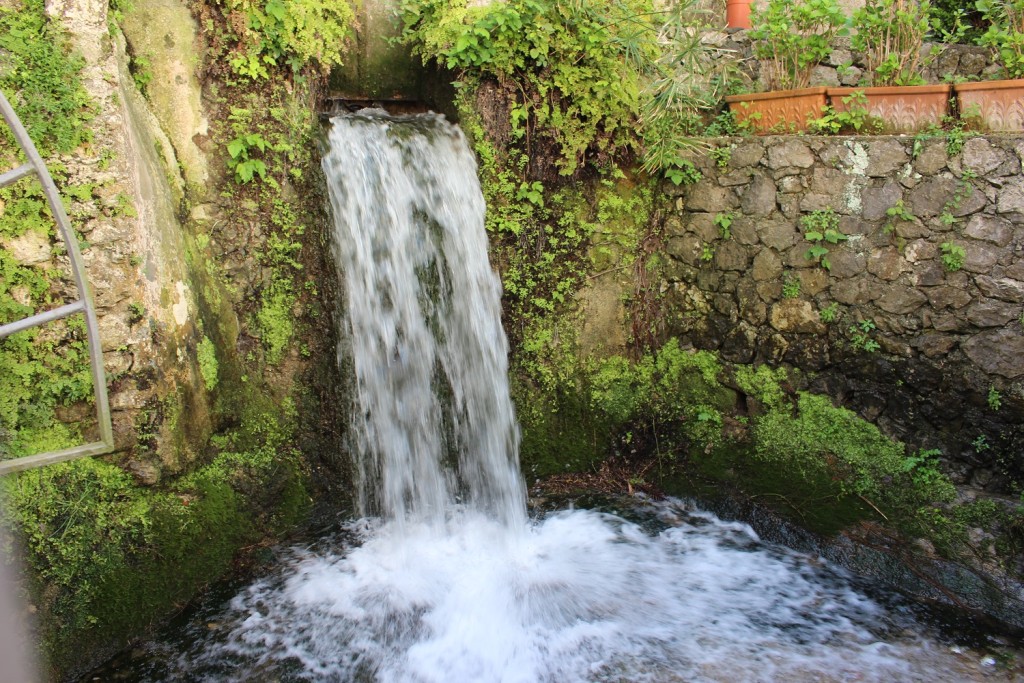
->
[[518, 385, 609, 481], [329, 0, 425, 100], [120, 0, 209, 191], [3, 448, 311, 680]]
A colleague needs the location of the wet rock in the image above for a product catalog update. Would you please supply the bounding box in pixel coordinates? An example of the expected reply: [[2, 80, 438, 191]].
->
[[963, 328, 1024, 378]]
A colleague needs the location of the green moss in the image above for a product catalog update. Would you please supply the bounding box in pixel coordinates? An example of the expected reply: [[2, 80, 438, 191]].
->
[[197, 335, 219, 390], [1, 392, 309, 675], [517, 381, 609, 479]]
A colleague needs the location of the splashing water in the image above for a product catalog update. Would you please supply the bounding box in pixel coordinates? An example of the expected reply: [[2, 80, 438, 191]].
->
[[90, 113, 1020, 682]]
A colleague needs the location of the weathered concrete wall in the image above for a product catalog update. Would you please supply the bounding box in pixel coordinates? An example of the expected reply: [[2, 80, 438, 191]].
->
[[662, 134, 1024, 490]]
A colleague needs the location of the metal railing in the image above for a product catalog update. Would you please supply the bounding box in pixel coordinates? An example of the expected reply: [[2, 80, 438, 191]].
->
[[0, 90, 114, 475]]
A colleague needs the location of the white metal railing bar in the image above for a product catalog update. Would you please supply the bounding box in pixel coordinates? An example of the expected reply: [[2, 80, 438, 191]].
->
[[0, 89, 114, 475]]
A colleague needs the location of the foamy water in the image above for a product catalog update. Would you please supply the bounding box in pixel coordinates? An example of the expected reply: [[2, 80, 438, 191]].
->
[[121, 499, 1012, 683]]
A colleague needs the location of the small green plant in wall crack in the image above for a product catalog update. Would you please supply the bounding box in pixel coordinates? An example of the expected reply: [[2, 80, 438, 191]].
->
[[714, 212, 734, 240], [884, 199, 914, 234], [987, 385, 1002, 412], [819, 301, 840, 323], [849, 318, 880, 353], [801, 208, 847, 271], [227, 132, 270, 184], [782, 272, 800, 299], [940, 241, 965, 272]]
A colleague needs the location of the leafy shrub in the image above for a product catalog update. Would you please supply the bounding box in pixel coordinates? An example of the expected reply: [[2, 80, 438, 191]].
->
[[851, 0, 933, 86], [222, 0, 355, 78], [978, 0, 1024, 78], [750, 0, 847, 91]]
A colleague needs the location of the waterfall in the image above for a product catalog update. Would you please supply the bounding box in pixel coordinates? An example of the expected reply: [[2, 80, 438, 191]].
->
[[322, 111, 525, 529], [94, 111, 1006, 683]]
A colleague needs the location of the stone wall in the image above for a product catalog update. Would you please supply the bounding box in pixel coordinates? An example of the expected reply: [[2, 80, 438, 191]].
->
[[661, 134, 1024, 491]]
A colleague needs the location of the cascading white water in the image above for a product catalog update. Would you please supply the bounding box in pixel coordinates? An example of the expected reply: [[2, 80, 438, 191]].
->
[[98, 112, 1020, 682], [323, 112, 525, 529]]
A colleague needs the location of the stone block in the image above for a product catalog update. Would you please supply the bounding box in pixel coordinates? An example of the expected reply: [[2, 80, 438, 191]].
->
[[666, 234, 703, 267], [866, 139, 911, 177], [867, 247, 909, 281], [875, 286, 928, 314], [996, 181, 1024, 215], [715, 241, 752, 272], [770, 299, 826, 334], [759, 219, 801, 251], [751, 248, 783, 282], [827, 247, 866, 278], [777, 175, 805, 193], [830, 276, 875, 305], [685, 180, 738, 213], [740, 173, 778, 216], [908, 176, 960, 218], [926, 285, 972, 310], [904, 239, 937, 264], [966, 300, 1020, 327], [914, 332, 958, 358], [962, 138, 1009, 176], [975, 275, 1024, 303], [963, 328, 1024, 378], [756, 281, 783, 302], [767, 140, 815, 170], [730, 216, 759, 246], [796, 268, 829, 296], [860, 181, 903, 222], [913, 140, 948, 176], [964, 214, 1014, 247], [963, 242, 1001, 273], [730, 142, 766, 169]]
